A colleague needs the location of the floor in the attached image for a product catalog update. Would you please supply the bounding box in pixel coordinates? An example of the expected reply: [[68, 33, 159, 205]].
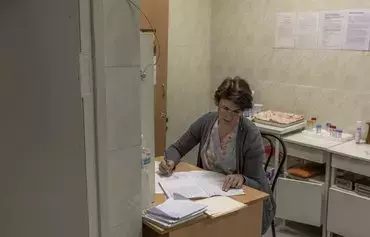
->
[[264, 222, 322, 237]]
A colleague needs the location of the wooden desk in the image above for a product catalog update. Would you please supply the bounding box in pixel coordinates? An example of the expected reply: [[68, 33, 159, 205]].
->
[[143, 159, 269, 237]]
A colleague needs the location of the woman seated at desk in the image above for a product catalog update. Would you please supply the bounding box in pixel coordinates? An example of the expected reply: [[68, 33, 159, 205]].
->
[[159, 76, 276, 234]]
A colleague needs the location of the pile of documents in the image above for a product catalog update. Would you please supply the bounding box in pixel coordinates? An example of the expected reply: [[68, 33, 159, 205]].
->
[[142, 197, 207, 228], [147, 162, 247, 229], [158, 170, 245, 199]]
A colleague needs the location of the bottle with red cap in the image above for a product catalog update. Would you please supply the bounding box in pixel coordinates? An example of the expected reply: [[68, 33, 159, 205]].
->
[[311, 117, 317, 128]]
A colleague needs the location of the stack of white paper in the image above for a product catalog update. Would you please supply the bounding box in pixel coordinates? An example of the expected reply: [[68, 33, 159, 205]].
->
[[142, 197, 207, 228], [159, 170, 245, 199]]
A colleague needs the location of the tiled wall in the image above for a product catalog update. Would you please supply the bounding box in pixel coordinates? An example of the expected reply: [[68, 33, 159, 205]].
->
[[211, 0, 370, 134], [103, 0, 142, 236], [167, 0, 212, 164]]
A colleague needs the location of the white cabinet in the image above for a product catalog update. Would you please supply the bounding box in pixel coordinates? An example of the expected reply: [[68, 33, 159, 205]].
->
[[327, 187, 370, 237], [276, 178, 324, 227], [332, 154, 370, 177], [285, 142, 325, 164]]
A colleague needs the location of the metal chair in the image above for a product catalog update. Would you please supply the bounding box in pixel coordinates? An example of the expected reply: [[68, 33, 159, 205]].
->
[[261, 133, 288, 237]]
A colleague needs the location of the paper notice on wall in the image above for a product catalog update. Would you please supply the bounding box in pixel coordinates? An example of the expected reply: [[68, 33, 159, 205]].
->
[[275, 12, 296, 48], [319, 11, 348, 49], [343, 10, 370, 51], [295, 12, 319, 49]]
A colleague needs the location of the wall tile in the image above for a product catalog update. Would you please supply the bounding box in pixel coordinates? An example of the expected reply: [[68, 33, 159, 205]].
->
[[169, 0, 211, 46], [167, 44, 211, 146], [167, 0, 212, 149], [103, 0, 140, 66], [336, 52, 370, 92], [107, 146, 141, 229], [106, 67, 141, 151]]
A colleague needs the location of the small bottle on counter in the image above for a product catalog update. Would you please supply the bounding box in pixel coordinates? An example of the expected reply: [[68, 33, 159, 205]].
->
[[331, 125, 337, 137], [316, 124, 322, 135], [307, 120, 313, 131], [355, 121, 362, 144], [336, 129, 343, 140], [311, 117, 317, 128], [326, 122, 331, 132]]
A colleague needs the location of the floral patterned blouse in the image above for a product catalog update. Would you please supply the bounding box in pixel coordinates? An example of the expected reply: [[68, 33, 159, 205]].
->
[[200, 120, 238, 175]]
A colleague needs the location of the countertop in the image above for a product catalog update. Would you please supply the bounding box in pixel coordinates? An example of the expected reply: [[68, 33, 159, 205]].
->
[[329, 141, 370, 163]]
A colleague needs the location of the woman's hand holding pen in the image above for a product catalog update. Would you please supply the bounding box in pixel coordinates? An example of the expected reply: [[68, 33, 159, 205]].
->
[[159, 160, 175, 176]]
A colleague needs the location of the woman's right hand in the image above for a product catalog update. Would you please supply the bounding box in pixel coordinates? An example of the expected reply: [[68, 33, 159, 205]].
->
[[159, 160, 175, 176]]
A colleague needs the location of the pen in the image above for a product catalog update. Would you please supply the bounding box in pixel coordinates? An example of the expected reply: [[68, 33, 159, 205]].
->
[[164, 150, 168, 164], [163, 150, 173, 175]]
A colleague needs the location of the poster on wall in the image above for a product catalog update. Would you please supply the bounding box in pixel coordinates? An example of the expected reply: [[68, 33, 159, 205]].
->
[[343, 10, 370, 51], [275, 12, 296, 48], [318, 11, 348, 50], [295, 12, 320, 49]]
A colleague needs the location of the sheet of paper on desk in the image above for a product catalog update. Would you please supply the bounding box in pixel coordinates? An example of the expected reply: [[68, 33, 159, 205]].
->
[[188, 171, 245, 196], [159, 170, 245, 199], [196, 196, 246, 217], [159, 179, 210, 199], [154, 167, 192, 194]]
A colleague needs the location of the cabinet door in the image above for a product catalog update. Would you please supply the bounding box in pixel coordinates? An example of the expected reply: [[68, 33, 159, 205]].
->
[[328, 187, 370, 237], [276, 178, 324, 226], [140, 0, 156, 30], [139, 0, 169, 156]]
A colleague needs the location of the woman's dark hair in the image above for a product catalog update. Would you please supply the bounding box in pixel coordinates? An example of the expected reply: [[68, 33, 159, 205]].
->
[[214, 76, 253, 110]]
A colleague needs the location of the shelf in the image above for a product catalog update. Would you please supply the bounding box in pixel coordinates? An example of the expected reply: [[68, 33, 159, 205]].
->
[[285, 173, 325, 185], [331, 185, 370, 201]]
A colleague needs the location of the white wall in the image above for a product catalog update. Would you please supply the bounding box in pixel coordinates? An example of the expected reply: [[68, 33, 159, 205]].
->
[[0, 1, 89, 237], [211, 0, 370, 134], [167, 0, 212, 164], [102, 0, 142, 236]]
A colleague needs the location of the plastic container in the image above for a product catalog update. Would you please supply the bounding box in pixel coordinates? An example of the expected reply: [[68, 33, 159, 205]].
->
[[326, 122, 331, 132], [311, 117, 317, 127], [252, 104, 264, 117], [330, 125, 337, 137], [307, 120, 313, 131], [316, 124, 322, 135], [355, 121, 362, 144], [336, 129, 343, 140]]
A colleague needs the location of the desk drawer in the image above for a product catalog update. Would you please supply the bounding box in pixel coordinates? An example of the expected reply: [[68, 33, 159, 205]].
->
[[327, 187, 370, 237], [332, 154, 370, 177], [285, 142, 325, 164], [275, 178, 323, 227]]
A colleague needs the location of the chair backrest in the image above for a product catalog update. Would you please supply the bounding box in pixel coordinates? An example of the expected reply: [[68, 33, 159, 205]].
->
[[261, 133, 287, 192]]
